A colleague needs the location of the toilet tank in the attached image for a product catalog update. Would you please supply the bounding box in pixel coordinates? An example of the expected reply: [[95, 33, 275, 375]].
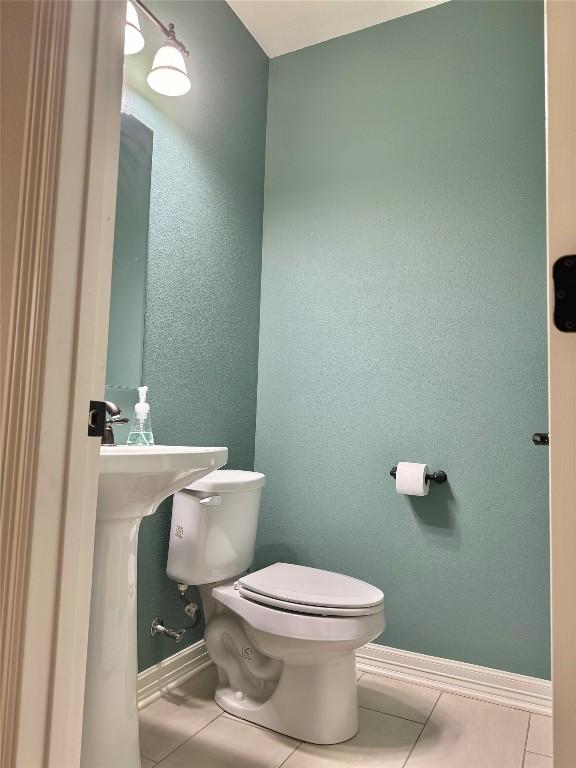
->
[[166, 470, 265, 586]]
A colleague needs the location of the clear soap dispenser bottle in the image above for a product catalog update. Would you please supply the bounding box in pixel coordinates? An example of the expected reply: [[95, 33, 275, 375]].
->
[[127, 385, 155, 446]]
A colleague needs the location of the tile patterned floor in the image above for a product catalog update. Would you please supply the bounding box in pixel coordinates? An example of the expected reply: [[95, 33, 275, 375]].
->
[[139, 666, 552, 768]]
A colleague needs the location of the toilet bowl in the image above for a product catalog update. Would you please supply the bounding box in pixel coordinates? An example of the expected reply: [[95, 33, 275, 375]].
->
[[167, 471, 385, 744]]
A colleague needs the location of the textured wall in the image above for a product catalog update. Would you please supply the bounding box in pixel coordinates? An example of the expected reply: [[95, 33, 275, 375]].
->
[[122, 1, 268, 671], [256, 1, 549, 677]]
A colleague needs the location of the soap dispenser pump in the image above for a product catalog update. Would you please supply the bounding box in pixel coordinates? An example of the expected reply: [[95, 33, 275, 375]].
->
[[127, 385, 154, 446]]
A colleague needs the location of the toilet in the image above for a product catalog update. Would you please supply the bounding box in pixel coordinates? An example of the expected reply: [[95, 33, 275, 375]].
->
[[166, 470, 385, 744]]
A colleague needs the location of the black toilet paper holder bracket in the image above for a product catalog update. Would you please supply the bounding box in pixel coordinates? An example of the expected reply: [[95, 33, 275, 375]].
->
[[390, 466, 448, 484]]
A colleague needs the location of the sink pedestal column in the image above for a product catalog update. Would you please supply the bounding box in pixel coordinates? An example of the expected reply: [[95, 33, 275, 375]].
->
[[81, 445, 228, 768], [81, 513, 145, 768]]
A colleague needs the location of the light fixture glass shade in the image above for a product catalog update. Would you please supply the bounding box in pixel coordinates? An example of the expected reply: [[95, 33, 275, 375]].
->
[[147, 41, 191, 96], [125, 1, 144, 55]]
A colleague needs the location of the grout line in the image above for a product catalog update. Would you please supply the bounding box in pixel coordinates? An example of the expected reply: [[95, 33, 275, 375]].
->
[[220, 710, 298, 736], [357, 704, 431, 727], [521, 714, 532, 768], [206, 710, 303, 767], [401, 691, 443, 768], [276, 701, 437, 768], [217, 709, 307, 749], [277, 740, 304, 767], [151, 711, 224, 766], [224, 703, 431, 735]]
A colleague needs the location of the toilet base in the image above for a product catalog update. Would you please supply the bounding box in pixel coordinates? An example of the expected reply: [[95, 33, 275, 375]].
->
[[214, 652, 359, 744]]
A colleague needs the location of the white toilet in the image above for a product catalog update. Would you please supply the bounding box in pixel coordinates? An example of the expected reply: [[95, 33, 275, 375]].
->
[[167, 470, 385, 744]]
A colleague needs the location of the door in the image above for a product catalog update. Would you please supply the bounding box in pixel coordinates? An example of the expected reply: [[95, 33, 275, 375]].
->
[[0, 2, 124, 766]]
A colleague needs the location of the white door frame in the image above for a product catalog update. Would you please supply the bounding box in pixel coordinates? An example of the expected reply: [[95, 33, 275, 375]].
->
[[546, 2, 576, 765], [0, 2, 124, 766], [2, 1, 575, 766]]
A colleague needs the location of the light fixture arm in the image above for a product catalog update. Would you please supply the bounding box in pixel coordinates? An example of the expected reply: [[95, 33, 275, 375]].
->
[[131, 0, 189, 56]]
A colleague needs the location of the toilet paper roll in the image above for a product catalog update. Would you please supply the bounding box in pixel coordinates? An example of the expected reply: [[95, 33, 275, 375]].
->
[[395, 462, 430, 496]]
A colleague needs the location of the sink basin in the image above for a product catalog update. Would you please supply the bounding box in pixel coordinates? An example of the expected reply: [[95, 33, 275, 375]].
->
[[81, 445, 228, 768], [97, 444, 229, 519]]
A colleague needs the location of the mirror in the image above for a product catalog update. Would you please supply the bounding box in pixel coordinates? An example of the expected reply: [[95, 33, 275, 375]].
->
[[106, 112, 153, 389]]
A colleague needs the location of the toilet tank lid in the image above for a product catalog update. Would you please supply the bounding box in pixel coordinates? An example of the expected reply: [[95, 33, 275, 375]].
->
[[239, 563, 384, 609], [185, 469, 265, 493]]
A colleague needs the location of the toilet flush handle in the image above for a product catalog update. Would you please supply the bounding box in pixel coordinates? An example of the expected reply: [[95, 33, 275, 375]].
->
[[199, 495, 222, 506]]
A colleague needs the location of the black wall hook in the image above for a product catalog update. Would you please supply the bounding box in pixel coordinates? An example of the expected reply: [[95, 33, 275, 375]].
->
[[390, 466, 448, 484]]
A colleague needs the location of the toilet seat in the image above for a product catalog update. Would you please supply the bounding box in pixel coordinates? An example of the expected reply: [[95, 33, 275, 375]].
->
[[212, 583, 385, 643], [237, 563, 384, 618], [237, 587, 383, 616]]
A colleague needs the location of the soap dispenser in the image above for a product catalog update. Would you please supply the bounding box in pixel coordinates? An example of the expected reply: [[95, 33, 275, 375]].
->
[[127, 385, 154, 446]]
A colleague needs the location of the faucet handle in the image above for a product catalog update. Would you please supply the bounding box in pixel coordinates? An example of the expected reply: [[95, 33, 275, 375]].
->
[[104, 400, 121, 416]]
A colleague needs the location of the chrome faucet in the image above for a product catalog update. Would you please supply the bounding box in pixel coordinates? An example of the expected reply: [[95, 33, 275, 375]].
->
[[101, 401, 129, 445]]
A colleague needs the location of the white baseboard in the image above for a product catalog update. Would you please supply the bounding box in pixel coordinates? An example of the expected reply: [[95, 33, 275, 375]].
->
[[138, 639, 552, 717], [356, 643, 552, 716], [138, 639, 212, 709]]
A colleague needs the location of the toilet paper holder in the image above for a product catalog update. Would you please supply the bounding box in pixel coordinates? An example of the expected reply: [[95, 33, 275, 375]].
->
[[390, 466, 448, 484]]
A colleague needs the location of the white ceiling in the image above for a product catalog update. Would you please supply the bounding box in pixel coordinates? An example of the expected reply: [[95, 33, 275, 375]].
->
[[227, 0, 447, 58]]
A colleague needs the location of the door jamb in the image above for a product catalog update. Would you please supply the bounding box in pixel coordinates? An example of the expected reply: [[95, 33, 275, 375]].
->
[[0, 2, 125, 765], [546, 1, 576, 765]]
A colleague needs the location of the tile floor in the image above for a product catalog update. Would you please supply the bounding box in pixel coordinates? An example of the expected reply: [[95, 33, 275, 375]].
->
[[139, 666, 552, 768]]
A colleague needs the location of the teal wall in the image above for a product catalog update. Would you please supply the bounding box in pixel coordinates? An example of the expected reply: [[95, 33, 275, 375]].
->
[[122, 1, 268, 670], [255, 1, 549, 678]]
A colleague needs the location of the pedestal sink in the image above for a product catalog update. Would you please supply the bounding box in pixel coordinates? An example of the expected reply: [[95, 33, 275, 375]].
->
[[81, 445, 228, 768]]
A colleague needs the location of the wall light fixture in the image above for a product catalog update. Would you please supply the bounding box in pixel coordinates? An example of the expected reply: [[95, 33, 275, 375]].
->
[[124, 0, 191, 97]]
